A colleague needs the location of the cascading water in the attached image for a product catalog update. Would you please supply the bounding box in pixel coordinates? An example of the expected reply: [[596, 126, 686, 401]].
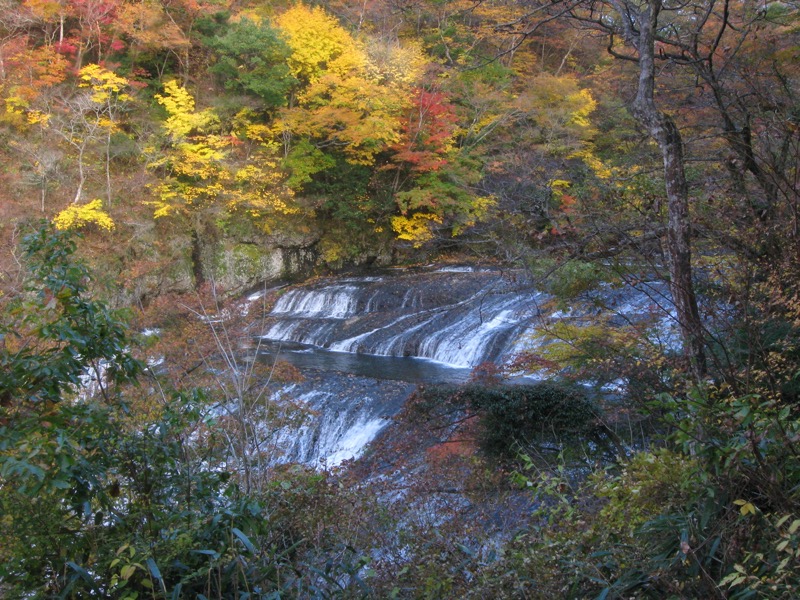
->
[[252, 267, 546, 468], [250, 266, 676, 468], [262, 375, 415, 468], [260, 267, 546, 370]]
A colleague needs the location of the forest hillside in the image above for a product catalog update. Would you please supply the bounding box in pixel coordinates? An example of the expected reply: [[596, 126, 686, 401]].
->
[[2, 1, 800, 598]]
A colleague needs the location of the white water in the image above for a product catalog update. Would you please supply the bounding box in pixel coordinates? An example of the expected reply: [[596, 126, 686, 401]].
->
[[261, 270, 545, 369], [271, 286, 361, 319], [251, 268, 679, 468], [264, 379, 409, 468]]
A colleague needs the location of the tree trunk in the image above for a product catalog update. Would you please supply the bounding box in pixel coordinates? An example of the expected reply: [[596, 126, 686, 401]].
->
[[105, 129, 112, 206], [629, 1, 707, 378], [73, 144, 86, 204], [191, 228, 205, 289]]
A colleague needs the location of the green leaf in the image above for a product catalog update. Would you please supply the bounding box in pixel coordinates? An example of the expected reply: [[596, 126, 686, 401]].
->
[[51, 478, 71, 489], [26, 463, 46, 481], [145, 557, 163, 582], [456, 543, 475, 557], [231, 527, 256, 553], [121, 564, 137, 580], [171, 583, 183, 600], [66, 561, 94, 585]]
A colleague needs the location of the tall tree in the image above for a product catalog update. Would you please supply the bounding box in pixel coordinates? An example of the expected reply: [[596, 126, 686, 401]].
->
[[147, 81, 295, 284], [612, 0, 706, 377], [78, 62, 132, 205], [207, 17, 295, 109], [148, 79, 227, 285], [43, 63, 132, 205], [500, 0, 711, 376]]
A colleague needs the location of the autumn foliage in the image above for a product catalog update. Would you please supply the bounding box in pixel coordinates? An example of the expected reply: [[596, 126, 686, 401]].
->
[[2, 1, 800, 597]]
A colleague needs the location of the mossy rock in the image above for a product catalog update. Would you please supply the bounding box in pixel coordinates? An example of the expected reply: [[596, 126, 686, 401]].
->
[[212, 243, 284, 292]]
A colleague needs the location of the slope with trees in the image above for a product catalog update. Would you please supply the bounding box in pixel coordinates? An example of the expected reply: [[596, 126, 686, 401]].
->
[[1, 0, 800, 597]]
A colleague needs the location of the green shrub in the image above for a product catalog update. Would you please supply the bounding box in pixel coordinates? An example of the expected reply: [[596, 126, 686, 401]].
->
[[418, 382, 600, 459], [464, 382, 598, 457]]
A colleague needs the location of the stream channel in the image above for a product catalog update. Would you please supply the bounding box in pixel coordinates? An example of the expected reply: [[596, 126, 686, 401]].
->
[[247, 265, 673, 469]]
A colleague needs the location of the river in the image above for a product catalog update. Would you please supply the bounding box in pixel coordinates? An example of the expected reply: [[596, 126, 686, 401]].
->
[[242, 265, 673, 468]]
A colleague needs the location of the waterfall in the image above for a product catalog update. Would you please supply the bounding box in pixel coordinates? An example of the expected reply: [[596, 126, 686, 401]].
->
[[259, 268, 544, 369], [250, 267, 677, 469], [271, 285, 362, 319], [262, 374, 414, 468]]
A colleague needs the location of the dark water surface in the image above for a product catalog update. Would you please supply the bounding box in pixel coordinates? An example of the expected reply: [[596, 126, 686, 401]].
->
[[257, 341, 474, 384]]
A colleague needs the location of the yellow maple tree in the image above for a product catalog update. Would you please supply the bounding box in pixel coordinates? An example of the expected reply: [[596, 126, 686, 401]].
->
[[148, 84, 296, 230], [154, 80, 218, 141], [274, 4, 414, 166], [276, 4, 366, 85], [148, 82, 227, 218], [391, 212, 443, 247]]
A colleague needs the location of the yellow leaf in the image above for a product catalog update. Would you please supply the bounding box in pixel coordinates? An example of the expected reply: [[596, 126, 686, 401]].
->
[[391, 212, 442, 246], [53, 199, 115, 231], [734, 499, 757, 516], [120, 564, 136, 580], [277, 4, 366, 84], [155, 81, 218, 139]]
